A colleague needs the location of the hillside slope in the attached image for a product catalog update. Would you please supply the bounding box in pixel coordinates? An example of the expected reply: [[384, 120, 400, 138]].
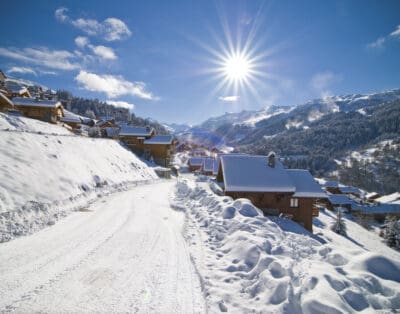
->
[[0, 113, 157, 242]]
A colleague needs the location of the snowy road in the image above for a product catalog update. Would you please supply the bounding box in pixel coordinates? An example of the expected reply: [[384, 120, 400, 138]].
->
[[0, 181, 205, 313]]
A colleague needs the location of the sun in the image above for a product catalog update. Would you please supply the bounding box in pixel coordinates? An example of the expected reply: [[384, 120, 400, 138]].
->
[[223, 54, 251, 81]]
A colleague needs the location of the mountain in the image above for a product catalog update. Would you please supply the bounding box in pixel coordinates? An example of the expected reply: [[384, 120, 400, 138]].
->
[[176, 88, 400, 193]]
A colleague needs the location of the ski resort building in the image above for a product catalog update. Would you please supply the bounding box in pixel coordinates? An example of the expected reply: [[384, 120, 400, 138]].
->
[[0, 92, 14, 112], [143, 135, 174, 167], [188, 157, 203, 172], [12, 97, 64, 123], [217, 153, 327, 231]]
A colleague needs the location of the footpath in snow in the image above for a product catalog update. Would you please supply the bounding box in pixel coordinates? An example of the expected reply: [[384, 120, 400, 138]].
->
[[0, 181, 205, 313], [0, 113, 158, 242], [172, 176, 400, 313]]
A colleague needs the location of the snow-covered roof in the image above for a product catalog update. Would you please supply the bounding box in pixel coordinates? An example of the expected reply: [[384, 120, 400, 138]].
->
[[189, 157, 203, 166], [105, 127, 120, 137], [287, 169, 328, 198], [322, 180, 339, 188], [12, 97, 62, 108], [339, 185, 363, 195], [366, 192, 380, 199], [220, 155, 295, 193], [144, 135, 173, 145], [60, 110, 83, 123], [376, 192, 400, 205], [119, 125, 154, 136], [202, 158, 214, 172], [327, 193, 353, 205]]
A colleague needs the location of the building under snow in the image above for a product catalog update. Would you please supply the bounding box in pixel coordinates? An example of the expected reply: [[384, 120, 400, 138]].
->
[[216, 153, 327, 231]]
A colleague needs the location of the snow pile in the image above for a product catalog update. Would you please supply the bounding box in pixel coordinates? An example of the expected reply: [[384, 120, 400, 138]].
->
[[172, 178, 400, 313], [0, 113, 157, 242]]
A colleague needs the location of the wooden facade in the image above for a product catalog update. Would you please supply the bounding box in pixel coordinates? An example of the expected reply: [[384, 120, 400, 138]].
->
[[225, 191, 314, 231], [12, 98, 64, 123], [0, 92, 13, 112], [142, 142, 174, 167]]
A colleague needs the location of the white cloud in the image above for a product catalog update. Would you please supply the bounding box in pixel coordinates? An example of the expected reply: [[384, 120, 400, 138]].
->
[[7, 66, 37, 76], [103, 18, 132, 41], [75, 71, 156, 99], [390, 25, 400, 38], [0, 47, 80, 71], [88, 45, 117, 60], [106, 100, 135, 110], [55, 7, 131, 41], [55, 7, 69, 23], [310, 71, 340, 91], [367, 37, 386, 49], [368, 24, 400, 49], [219, 95, 239, 102], [75, 36, 89, 48]]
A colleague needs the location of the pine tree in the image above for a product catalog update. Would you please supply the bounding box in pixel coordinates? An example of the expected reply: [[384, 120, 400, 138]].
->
[[332, 209, 347, 236], [384, 216, 399, 248]]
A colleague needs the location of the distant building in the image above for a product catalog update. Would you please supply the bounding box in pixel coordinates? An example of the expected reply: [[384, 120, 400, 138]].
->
[[60, 109, 83, 129], [12, 97, 64, 123], [143, 135, 174, 167], [200, 157, 214, 175], [188, 157, 203, 172], [118, 125, 156, 152], [217, 153, 327, 232], [3, 81, 31, 98]]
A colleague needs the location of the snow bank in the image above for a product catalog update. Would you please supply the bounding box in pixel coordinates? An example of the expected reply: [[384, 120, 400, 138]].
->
[[172, 178, 400, 313], [0, 113, 157, 242]]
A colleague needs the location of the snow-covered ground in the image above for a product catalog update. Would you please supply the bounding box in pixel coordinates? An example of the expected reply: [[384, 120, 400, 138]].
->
[[0, 181, 204, 313], [172, 176, 400, 313], [0, 113, 157, 242]]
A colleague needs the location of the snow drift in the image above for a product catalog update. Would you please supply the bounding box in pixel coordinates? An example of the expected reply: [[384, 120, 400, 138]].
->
[[0, 113, 157, 242], [172, 178, 400, 313]]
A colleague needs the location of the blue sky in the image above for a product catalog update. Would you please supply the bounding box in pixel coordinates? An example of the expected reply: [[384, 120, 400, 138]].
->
[[0, 0, 399, 124]]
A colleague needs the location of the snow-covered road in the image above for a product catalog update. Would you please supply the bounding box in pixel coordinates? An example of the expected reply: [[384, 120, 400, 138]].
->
[[0, 181, 205, 313]]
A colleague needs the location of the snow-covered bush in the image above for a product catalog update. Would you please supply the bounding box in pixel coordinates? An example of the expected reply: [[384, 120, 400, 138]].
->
[[331, 209, 347, 236], [383, 216, 400, 249]]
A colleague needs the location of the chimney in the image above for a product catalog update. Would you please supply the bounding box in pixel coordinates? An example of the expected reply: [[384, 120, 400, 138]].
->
[[267, 151, 276, 168]]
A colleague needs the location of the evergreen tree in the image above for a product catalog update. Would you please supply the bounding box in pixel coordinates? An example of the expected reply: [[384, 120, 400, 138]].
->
[[384, 216, 400, 248], [331, 209, 347, 236]]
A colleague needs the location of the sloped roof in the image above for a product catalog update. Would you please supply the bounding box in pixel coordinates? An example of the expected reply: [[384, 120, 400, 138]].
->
[[12, 97, 62, 108], [188, 157, 203, 166], [60, 110, 83, 123], [339, 185, 363, 195], [105, 127, 121, 137], [144, 135, 173, 145], [202, 158, 214, 172], [220, 155, 295, 193], [119, 125, 154, 136], [376, 192, 400, 204], [287, 169, 328, 198], [327, 193, 353, 205]]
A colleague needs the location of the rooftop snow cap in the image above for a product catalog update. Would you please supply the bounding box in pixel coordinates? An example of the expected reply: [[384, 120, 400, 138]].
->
[[267, 151, 276, 168]]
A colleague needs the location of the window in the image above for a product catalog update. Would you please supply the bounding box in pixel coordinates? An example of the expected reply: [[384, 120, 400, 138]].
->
[[290, 198, 299, 208]]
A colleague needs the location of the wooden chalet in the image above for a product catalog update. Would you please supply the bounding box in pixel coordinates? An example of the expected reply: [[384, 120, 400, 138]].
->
[[0, 92, 14, 112], [188, 157, 203, 172], [326, 193, 353, 211], [3, 81, 31, 98], [118, 125, 155, 152], [0, 70, 6, 82], [12, 97, 64, 123], [60, 110, 83, 129], [201, 158, 215, 175], [217, 153, 327, 232], [338, 185, 363, 198], [143, 135, 174, 167]]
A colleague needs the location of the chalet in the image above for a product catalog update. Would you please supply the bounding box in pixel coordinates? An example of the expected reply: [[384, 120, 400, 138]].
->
[[60, 110, 83, 129], [143, 135, 174, 167], [118, 125, 155, 153], [0, 92, 14, 112], [201, 158, 215, 175], [217, 153, 327, 231], [12, 97, 64, 123], [338, 185, 363, 198], [365, 192, 380, 203], [326, 193, 353, 211], [188, 157, 203, 172], [3, 81, 31, 98], [319, 180, 341, 194]]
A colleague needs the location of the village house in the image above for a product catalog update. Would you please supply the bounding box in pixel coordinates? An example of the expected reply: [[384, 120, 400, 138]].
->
[[217, 153, 327, 232], [60, 110, 83, 130], [12, 97, 64, 123], [3, 81, 31, 98], [200, 158, 215, 175], [326, 193, 353, 211], [0, 92, 14, 112], [118, 125, 156, 153], [188, 157, 203, 172], [338, 185, 363, 198], [142, 135, 174, 167], [0, 70, 6, 82]]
